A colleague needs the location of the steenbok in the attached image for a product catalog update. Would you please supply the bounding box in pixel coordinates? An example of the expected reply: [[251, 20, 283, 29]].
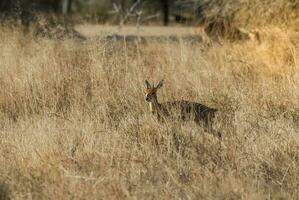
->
[[144, 80, 221, 138]]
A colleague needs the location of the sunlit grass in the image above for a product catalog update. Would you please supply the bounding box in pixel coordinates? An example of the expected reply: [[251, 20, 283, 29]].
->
[[0, 21, 298, 199]]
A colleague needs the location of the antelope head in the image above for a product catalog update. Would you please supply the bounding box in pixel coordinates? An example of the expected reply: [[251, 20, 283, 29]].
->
[[144, 80, 164, 103]]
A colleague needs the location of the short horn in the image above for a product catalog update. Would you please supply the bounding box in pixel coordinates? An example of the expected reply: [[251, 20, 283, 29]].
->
[[144, 80, 151, 89]]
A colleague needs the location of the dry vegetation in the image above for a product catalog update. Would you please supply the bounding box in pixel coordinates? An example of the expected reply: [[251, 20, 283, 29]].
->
[[199, 0, 299, 28], [0, 1, 299, 198]]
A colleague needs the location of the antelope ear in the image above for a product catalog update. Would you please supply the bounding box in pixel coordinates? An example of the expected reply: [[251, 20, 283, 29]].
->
[[144, 80, 151, 89], [155, 79, 164, 89]]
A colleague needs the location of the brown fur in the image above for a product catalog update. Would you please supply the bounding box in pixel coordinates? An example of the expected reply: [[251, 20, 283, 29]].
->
[[144, 80, 220, 137]]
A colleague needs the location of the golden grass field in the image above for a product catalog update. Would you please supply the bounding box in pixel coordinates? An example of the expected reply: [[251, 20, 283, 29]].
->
[[0, 20, 298, 199]]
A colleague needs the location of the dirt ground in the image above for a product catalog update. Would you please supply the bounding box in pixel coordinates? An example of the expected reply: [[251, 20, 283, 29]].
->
[[75, 25, 202, 38]]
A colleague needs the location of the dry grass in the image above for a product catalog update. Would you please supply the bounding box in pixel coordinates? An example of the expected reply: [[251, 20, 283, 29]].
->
[[199, 0, 299, 28], [0, 24, 298, 199]]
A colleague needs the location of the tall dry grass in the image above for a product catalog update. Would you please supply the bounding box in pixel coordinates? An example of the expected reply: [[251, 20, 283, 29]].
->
[[199, 0, 299, 28], [0, 24, 298, 199]]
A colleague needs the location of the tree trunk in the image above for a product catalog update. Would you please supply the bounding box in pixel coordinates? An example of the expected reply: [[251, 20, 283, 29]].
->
[[62, 0, 72, 15], [160, 0, 169, 26]]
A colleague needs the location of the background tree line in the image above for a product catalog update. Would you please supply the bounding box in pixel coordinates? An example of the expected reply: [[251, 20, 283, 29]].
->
[[0, 0, 203, 26]]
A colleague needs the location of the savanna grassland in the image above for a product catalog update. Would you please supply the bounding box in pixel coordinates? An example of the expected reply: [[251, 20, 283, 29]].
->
[[0, 1, 299, 199]]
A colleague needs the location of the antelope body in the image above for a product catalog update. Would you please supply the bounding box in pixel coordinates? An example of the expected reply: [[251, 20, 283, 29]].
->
[[144, 80, 219, 136]]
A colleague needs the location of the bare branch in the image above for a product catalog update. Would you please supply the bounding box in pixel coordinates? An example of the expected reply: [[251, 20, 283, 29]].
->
[[120, 0, 142, 26]]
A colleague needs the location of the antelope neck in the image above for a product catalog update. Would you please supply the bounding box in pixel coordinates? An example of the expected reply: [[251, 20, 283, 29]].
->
[[149, 96, 160, 113]]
